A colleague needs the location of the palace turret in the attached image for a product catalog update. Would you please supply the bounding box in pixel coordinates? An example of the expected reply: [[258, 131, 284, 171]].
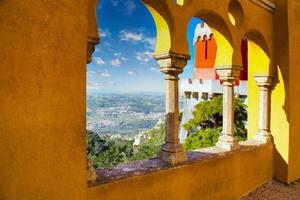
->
[[179, 23, 248, 143]]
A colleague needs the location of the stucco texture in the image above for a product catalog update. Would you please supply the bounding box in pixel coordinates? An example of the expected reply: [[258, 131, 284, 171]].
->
[[88, 143, 273, 200], [0, 1, 88, 199], [0, 0, 299, 199]]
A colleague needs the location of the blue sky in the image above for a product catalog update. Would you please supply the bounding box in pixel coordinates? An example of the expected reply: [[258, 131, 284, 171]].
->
[[87, 0, 202, 94]]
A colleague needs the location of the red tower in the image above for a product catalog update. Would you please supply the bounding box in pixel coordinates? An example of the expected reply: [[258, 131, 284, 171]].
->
[[193, 23, 218, 80], [192, 23, 248, 85]]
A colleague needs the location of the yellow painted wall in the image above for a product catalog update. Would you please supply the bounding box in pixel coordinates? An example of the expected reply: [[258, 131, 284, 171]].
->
[[0, 1, 88, 199], [287, 0, 300, 182], [271, 67, 289, 181], [88, 144, 273, 200], [272, 0, 298, 183]]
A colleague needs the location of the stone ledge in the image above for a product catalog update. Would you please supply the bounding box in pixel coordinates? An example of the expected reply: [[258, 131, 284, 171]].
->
[[88, 139, 271, 187]]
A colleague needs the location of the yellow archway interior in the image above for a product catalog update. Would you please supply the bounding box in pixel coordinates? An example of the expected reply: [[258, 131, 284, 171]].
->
[[247, 40, 270, 138], [211, 28, 233, 66], [144, 5, 171, 55], [175, 0, 185, 6]]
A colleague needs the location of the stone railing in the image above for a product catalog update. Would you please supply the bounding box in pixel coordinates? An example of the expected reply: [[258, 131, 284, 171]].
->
[[88, 141, 273, 200]]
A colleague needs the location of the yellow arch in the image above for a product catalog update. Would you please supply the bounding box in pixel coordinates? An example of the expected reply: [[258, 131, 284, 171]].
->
[[143, 4, 171, 55], [212, 28, 233, 66]]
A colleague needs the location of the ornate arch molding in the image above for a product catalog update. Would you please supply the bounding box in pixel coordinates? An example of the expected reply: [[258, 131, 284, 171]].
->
[[250, 0, 276, 13], [194, 9, 234, 47], [244, 29, 275, 75], [87, 0, 100, 64], [142, 0, 175, 55], [244, 29, 270, 57]]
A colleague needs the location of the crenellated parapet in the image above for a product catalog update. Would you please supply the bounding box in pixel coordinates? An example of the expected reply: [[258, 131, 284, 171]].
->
[[180, 78, 248, 97]]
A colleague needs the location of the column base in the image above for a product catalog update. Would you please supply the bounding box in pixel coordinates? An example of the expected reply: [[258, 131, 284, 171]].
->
[[159, 148, 187, 165], [253, 130, 272, 143], [216, 135, 240, 151]]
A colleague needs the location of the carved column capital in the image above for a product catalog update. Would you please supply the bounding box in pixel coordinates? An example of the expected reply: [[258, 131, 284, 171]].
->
[[254, 74, 273, 89], [216, 65, 243, 82], [154, 52, 190, 76]]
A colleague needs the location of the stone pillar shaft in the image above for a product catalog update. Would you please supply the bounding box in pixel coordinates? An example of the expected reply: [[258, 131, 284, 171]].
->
[[222, 80, 235, 136], [254, 75, 273, 143], [216, 66, 242, 151], [163, 73, 181, 152], [154, 53, 190, 165]]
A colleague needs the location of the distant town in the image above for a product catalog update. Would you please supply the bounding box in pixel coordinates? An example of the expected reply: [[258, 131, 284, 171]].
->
[[87, 93, 169, 140]]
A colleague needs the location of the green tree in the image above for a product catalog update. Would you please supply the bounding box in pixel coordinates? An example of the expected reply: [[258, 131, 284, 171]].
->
[[86, 124, 165, 168], [183, 96, 247, 150], [131, 124, 165, 161], [87, 130, 134, 168]]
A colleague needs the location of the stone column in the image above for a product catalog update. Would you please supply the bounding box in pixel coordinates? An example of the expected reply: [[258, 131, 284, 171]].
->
[[154, 52, 190, 165], [216, 65, 242, 151], [253, 75, 273, 143]]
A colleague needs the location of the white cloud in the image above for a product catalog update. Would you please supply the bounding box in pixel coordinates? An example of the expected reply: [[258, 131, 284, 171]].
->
[[124, 0, 136, 15], [88, 70, 96, 74], [136, 51, 153, 63], [121, 56, 128, 61], [119, 30, 143, 42], [119, 29, 156, 50], [128, 71, 135, 76], [110, 58, 121, 66], [109, 0, 136, 15], [150, 67, 160, 73], [99, 70, 111, 77], [87, 82, 101, 90], [143, 37, 156, 50], [110, 0, 118, 6], [114, 52, 128, 61], [113, 52, 119, 57], [99, 28, 111, 38], [108, 81, 115, 85], [88, 70, 96, 77], [104, 42, 111, 47], [95, 57, 105, 65]]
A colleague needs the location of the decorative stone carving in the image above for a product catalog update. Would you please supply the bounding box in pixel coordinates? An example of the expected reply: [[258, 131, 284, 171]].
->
[[216, 65, 242, 151], [154, 52, 190, 165], [87, 0, 100, 64], [87, 159, 97, 182], [253, 75, 273, 143]]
